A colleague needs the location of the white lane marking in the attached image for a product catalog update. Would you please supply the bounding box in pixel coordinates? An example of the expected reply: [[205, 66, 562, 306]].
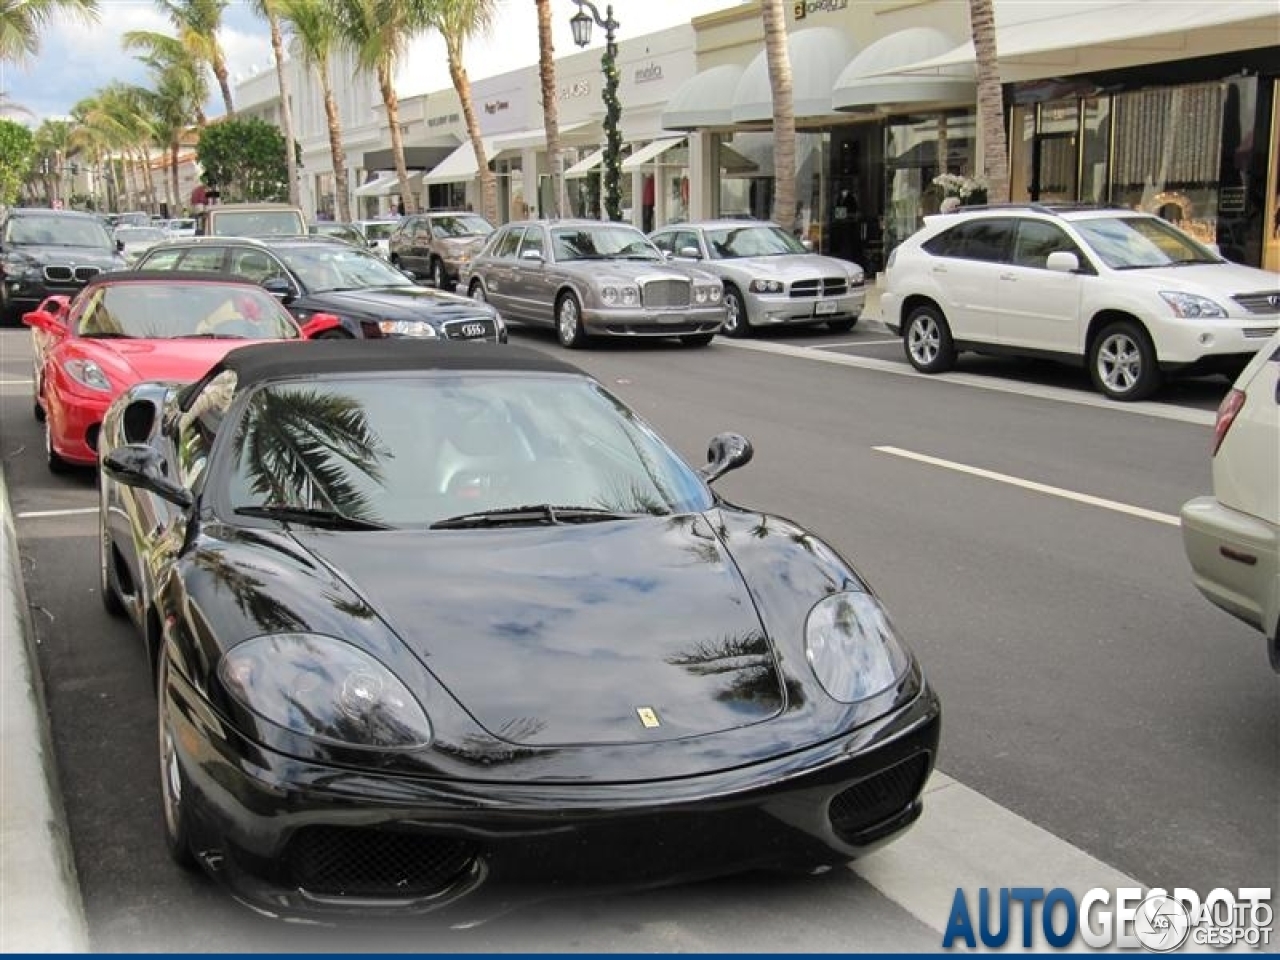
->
[[814, 339, 902, 349], [717, 338, 1216, 427], [0, 379, 34, 386], [853, 771, 1142, 948], [874, 445, 1181, 527], [15, 508, 97, 519]]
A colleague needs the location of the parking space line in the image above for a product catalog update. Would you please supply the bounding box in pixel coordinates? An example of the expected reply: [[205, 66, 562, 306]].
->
[[15, 508, 97, 519], [874, 445, 1181, 526], [813, 339, 901, 349], [0, 380, 33, 386]]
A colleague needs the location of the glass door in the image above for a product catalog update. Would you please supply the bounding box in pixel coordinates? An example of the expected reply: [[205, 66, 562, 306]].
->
[[1032, 99, 1079, 202]]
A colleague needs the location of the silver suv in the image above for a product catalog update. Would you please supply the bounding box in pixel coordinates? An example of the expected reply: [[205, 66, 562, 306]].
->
[[881, 205, 1280, 400]]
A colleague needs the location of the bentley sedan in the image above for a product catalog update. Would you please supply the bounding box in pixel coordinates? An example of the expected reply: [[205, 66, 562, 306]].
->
[[463, 220, 725, 347], [649, 221, 866, 337], [98, 339, 940, 918]]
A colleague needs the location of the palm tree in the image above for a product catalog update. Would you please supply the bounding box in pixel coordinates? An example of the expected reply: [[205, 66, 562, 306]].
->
[[0, 0, 98, 65], [332, 0, 435, 215], [278, 0, 351, 222], [122, 32, 205, 211], [249, 0, 300, 207], [428, 0, 498, 225], [154, 0, 235, 118], [760, 0, 795, 230], [968, 0, 1008, 202], [535, 0, 564, 218], [32, 118, 74, 205], [122, 31, 209, 127]]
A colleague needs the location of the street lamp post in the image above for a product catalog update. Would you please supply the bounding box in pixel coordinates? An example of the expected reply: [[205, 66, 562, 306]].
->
[[569, 0, 622, 222]]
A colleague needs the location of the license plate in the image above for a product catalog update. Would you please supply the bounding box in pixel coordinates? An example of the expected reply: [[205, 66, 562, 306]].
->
[[815, 300, 838, 315]]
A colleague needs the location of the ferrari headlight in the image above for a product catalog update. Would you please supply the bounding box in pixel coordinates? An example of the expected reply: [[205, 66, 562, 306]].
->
[[805, 592, 911, 703], [1160, 291, 1226, 318], [748, 278, 784, 294], [377, 319, 439, 338], [219, 633, 433, 749], [62, 358, 112, 392]]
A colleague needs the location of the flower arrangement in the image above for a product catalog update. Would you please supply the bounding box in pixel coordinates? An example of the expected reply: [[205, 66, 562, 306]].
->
[[933, 173, 989, 204]]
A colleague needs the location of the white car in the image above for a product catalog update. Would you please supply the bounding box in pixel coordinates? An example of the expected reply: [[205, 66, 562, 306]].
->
[[881, 206, 1280, 401], [1180, 330, 1280, 671], [113, 225, 169, 265], [354, 218, 398, 260]]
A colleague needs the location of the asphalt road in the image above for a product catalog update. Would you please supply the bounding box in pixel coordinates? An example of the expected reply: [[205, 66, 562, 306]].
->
[[1, 322, 1274, 949]]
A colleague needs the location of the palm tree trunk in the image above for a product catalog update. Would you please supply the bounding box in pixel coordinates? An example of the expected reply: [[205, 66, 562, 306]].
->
[[268, 9, 299, 207], [319, 65, 352, 222], [379, 64, 415, 215], [447, 39, 496, 225], [762, 0, 795, 230], [170, 140, 181, 214], [536, 0, 564, 218], [968, 0, 1009, 202], [212, 50, 236, 118], [139, 149, 159, 212]]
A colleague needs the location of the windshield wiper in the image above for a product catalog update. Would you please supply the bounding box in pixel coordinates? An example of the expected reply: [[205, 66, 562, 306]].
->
[[430, 504, 639, 530], [175, 333, 250, 339], [234, 504, 390, 531], [82, 332, 131, 339]]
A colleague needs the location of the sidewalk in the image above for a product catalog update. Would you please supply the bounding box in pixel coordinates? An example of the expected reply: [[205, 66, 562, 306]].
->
[[0, 468, 88, 952]]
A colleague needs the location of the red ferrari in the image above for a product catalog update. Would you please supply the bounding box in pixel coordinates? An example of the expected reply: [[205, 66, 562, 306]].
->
[[24, 270, 341, 472]]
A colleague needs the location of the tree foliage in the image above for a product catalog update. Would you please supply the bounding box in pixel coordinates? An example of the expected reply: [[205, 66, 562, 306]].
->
[[0, 118, 34, 204], [197, 117, 291, 202]]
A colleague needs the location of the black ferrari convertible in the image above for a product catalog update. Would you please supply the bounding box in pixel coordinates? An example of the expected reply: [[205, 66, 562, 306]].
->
[[97, 339, 941, 918]]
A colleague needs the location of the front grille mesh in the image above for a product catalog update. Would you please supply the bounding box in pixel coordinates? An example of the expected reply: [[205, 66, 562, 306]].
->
[[41, 265, 101, 284], [1233, 292, 1280, 315], [829, 754, 929, 844], [285, 826, 477, 898], [641, 278, 691, 308], [790, 277, 850, 298], [442, 316, 494, 340]]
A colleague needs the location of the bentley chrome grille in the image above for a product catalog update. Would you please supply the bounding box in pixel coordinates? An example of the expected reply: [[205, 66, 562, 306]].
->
[[640, 278, 690, 308]]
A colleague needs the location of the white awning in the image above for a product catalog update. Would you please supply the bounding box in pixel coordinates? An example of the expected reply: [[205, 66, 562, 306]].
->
[[565, 148, 605, 179], [661, 64, 744, 130], [421, 139, 494, 185], [621, 137, 686, 172], [718, 144, 758, 176], [832, 28, 974, 113], [353, 172, 400, 197], [732, 28, 856, 124]]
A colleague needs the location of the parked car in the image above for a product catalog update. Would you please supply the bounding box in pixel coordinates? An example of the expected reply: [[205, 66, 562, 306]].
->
[[389, 211, 494, 289], [1180, 329, 1280, 671], [650, 220, 866, 336], [0, 207, 127, 325], [114, 225, 169, 265], [308, 221, 366, 247], [165, 217, 197, 238], [97, 337, 941, 917], [22, 271, 340, 472], [194, 202, 307, 238], [353, 218, 399, 259], [135, 235, 507, 343], [881, 204, 1280, 401], [464, 220, 724, 348]]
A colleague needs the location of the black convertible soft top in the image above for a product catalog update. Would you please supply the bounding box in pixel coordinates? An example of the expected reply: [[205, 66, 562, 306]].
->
[[179, 340, 585, 409]]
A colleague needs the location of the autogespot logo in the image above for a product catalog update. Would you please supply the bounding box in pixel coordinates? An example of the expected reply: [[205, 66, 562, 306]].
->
[[942, 886, 1273, 951]]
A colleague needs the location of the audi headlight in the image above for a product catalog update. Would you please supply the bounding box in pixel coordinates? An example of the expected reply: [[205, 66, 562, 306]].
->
[[377, 319, 439, 338], [749, 278, 784, 294], [62, 358, 112, 392], [1160, 291, 1226, 318], [805, 592, 911, 703], [219, 633, 432, 749]]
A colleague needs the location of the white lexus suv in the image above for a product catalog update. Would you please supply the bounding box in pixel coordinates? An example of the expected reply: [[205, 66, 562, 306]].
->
[[881, 205, 1280, 401]]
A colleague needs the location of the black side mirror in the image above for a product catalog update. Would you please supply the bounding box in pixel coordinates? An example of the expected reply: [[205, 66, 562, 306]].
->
[[102, 444, 193, 509], [116, 239, 125, 252], [261, 276, 295, 303], [699, 432, 753, 484]]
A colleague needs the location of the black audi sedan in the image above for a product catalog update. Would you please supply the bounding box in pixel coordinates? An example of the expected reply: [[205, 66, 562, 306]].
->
[[134, 235, 506, 343], [1, 208, 127, 324], [98, 340, 940, 918]]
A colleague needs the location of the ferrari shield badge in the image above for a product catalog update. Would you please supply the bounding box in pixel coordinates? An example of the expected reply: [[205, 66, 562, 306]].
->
[[636, 707, 661, 728]]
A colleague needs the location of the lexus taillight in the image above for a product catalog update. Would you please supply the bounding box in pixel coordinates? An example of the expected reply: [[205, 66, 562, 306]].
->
[[1211, 388, 1246, 456]]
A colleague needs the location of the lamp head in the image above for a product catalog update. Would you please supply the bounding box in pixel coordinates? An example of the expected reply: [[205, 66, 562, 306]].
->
[[570, 7, 592, 47]]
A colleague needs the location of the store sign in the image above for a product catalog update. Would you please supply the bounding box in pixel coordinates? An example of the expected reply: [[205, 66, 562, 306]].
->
[[428, 112, 459, 129], [484, 99, 510, 115], [634, 63, 664, 85], [559, 80, 591, 100], [1218, 187, 1246, 213], [794, 0, 848, 17]]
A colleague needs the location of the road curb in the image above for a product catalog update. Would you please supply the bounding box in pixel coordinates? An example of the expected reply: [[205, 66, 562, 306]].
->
[[0, 467, 89, 952]]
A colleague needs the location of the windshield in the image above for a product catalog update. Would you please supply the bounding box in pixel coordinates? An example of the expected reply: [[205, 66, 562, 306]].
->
[[1071, 216, 1221, 269], [210, 210, 305, 237], [310, 223, 363, 245], [362, 222, 396, 240], [223, 374, 712, 528], [276, 244, 414, 293], [74, 282, 301, 340], [6, 215, 113, 249], [169, 219, 195, 231], [115, 227, 167, 244], [551, 226, 662, 262], [431, 214, 493, 238], [705, 225, 807, 259]]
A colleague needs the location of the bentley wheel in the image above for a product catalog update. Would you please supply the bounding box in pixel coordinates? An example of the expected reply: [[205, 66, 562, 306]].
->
[[556, 292, 587, 349], [904, 304, 956, 374], [44, 415, 71, 474], [681, 333, 715, 347], [157, 647, 197, 870], [98, 507, 125, 618], [722, 287, 750, 338], [1089, 320, 1160, 401]]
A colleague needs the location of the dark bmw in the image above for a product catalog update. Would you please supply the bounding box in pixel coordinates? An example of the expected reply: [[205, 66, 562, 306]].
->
[[98, 340, 940, 918], [1, 208, 127, 324], [135, 235, 506, 343]]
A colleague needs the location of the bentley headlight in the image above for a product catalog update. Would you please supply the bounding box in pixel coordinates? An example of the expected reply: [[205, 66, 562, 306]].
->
[[62, 358, 112, 392], [219, 633, 433, 749], [377, 319, 439, 338], [805, 592, 911, 703], [601, 285, 619, 305], [749, 278, 784, 294], [620, 285, 639, 306], [1160, 291, 1226, 318]]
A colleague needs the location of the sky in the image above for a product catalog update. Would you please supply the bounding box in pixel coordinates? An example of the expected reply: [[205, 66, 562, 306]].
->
[[0, 0, 743, 124]]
